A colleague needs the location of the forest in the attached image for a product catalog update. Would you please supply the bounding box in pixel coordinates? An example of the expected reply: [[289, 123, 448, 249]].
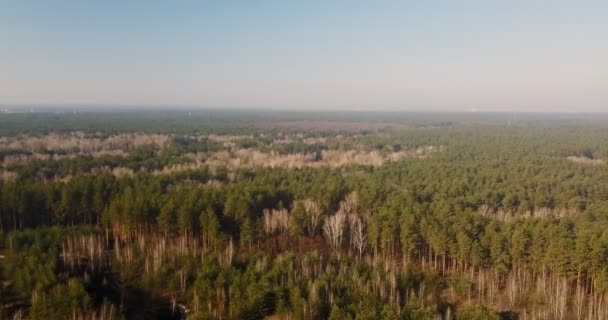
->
[[2, 110, 608, 320]]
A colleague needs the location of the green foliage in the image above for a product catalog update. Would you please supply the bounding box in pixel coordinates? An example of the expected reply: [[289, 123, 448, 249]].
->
[[328, 305, 352, 320], [29, 279, 91, 320], [5, 113, 608, 318], [455, 305, 500, 320]]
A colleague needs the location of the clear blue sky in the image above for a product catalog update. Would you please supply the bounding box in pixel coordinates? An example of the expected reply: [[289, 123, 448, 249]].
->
[[1, 1, 606, 111]]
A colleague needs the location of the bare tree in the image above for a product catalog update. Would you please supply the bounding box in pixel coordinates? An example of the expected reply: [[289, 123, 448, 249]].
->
[[555, 277, 569, 320], [323, 211, 347, 251], [323, 193, 362, 254], [574, 282, 585, 320], [299, 199, 323, 237], [338, 192, 359, 249], [263, 208, 290, 235], [340, 192, 359, 217], [351, 215, 367, 259], [506, 271, 521, 309]]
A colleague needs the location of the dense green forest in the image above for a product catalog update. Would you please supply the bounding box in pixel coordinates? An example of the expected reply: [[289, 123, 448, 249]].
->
[[2, 111, 608, 319]]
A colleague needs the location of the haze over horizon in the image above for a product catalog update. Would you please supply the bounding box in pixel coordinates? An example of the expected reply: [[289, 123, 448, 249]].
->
[[1, 1, 607, 112]]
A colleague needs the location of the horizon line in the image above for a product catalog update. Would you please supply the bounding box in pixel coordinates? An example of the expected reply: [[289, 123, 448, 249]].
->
[[1, 103, 607, 114]]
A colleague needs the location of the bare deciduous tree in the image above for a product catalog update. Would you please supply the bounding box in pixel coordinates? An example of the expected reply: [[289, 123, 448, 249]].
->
[[339, 192, 359, 217], [323, 211, 347, 251], [263, 208, 290, 235], [298, 199, 323, 237], [351, 215, 367, 259], [574, 282, 585, 320]]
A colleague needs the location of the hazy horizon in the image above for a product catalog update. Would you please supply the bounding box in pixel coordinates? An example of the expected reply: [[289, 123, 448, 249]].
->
[[1, 1, 607, 112], [4, 104, 608, 115]]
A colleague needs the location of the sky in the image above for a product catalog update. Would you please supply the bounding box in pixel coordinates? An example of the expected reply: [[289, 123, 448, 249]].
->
[[0, 1, 607, 112]]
